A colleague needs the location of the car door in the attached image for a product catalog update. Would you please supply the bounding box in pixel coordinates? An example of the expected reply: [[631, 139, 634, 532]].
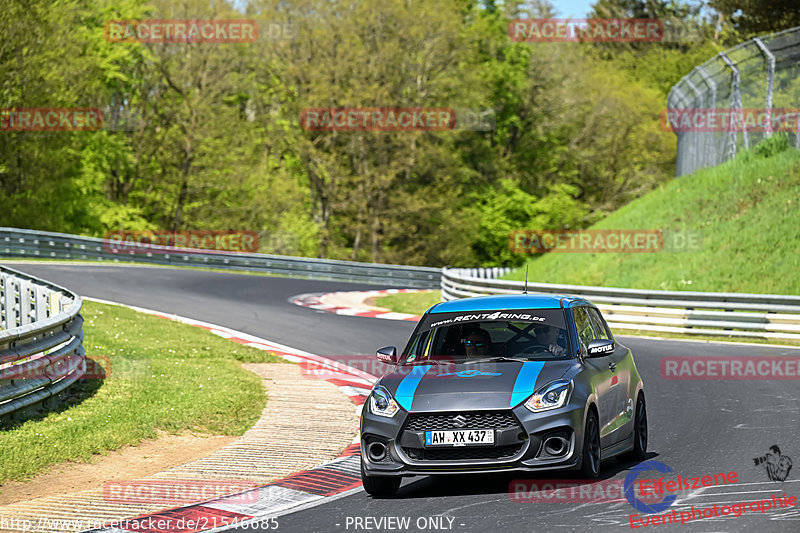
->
[[572, 306, 616, 450], [587, 306, 632, 445]]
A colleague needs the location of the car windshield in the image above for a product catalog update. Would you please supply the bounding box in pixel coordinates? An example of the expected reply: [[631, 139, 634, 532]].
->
[[401, 308, 571, 364]]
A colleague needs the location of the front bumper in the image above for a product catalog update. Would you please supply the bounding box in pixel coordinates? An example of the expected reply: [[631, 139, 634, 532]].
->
[[360, 400, 586, 477]]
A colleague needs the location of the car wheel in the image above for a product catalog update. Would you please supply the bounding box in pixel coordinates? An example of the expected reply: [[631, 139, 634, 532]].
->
[[361, 459, 401, 497], [631, 393, 647, 460], [580, 410, 601, 479]]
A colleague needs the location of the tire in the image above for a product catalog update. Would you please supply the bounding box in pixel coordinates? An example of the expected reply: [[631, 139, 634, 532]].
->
[[617, 392, 648, 462], [631, 393, 647, 460], [361, 459, 401, 497], [580, 409, 601, 479]]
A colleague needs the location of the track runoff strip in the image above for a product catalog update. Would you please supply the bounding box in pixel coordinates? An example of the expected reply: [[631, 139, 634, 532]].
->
[[82, 298, 376, 533], [291, 289, 423, 321]]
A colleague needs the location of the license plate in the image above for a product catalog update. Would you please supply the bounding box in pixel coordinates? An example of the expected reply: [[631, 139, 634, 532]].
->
[[425, 429, 494, 447]]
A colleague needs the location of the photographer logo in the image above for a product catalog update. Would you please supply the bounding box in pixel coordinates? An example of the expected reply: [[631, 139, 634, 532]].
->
[[754, 445, 793, 482]]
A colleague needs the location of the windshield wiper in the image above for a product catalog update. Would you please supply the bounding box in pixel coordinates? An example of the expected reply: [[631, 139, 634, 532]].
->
[[403, 359, 454, 366], [464, 356, 529, 364]]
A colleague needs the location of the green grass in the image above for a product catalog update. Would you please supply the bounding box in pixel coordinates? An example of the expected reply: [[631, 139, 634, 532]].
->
[[375, 290, 440, 315], [0, 301, 280, 485], [504, 141, 800, 294]]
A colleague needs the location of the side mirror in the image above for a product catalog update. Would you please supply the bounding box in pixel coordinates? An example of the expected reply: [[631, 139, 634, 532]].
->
[[587, 339, 615, 357], [377, 346, 398, 365]]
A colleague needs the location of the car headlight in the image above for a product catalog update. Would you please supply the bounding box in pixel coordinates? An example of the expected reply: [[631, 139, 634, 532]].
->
[[369, 385, 400, 417], [524, 379, 573, 412]]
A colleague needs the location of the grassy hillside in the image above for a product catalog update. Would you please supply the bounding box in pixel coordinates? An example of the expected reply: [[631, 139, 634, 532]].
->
[[504, 137, 800, 294]]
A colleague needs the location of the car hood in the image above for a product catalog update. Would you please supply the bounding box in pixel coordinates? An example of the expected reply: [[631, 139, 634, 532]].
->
[[378, 360, 573, 411]]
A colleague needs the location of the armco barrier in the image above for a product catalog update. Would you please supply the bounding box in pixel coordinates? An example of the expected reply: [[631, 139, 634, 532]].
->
[[442, 268, 800, 341], [0, 227, 441, 288], [0, 265, 85, 420], [4, 227, 799, 341]]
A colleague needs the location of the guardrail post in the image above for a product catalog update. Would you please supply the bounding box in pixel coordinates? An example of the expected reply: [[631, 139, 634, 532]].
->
[[3, 276, 20, 329], [19, 279, 32, 326], [719, 51, 749, 158], [0, 274, 7, 330], [667, 85, 694, 177], [684, 77, 707, 172], [48, 291, 62, 317], [34, 285, 48, 322], [696, 66, 718, 165], [753, 37, 775, 138]]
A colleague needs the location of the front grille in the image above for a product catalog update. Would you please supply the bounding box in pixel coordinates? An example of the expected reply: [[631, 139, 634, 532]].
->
[[405, 411, 520, 432], [403, 444, 524, 461]]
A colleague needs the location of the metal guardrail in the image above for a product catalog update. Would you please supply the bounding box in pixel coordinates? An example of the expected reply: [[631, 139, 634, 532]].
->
[[0, 227, 441, 288], [4, 227, 799, 342], [442, 268, 800, 341], [0, 265, 85, 420]]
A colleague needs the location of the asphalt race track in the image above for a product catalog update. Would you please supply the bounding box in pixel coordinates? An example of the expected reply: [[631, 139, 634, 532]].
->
[[11, 263, 800, 533]]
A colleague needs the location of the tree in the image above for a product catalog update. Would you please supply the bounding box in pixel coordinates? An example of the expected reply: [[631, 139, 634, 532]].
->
[[709, 0, 800, 38]]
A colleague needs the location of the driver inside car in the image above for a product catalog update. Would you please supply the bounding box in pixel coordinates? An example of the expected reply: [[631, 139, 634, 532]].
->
[[533, 325, 565, 356], [462, 328, 491, 359]]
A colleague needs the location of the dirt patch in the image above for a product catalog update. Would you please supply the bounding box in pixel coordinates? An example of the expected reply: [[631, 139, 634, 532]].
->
[[362, 296, 388, 310], [0, 432, 235, 505]]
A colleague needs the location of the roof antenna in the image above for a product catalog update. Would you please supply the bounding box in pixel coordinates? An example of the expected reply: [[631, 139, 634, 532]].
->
[[523, 264, 528, 294]]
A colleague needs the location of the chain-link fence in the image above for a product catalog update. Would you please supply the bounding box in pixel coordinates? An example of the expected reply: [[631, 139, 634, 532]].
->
[[668, 26, 800, 177]]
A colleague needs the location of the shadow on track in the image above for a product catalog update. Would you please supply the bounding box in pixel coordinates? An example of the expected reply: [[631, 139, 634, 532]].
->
[[378, 451, 661, 500]]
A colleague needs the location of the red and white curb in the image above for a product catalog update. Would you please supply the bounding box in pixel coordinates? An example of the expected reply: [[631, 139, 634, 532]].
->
[[291, 289, 427, 322], [83, 298, 377, 533]]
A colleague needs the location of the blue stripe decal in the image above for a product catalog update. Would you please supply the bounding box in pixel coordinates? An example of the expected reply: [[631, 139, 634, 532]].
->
[[395, 365, 432, 411], [509, 361, 545, 407]]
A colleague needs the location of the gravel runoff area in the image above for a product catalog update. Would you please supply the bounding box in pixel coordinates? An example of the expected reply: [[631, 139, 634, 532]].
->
[[0, 361, 359, 533]]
